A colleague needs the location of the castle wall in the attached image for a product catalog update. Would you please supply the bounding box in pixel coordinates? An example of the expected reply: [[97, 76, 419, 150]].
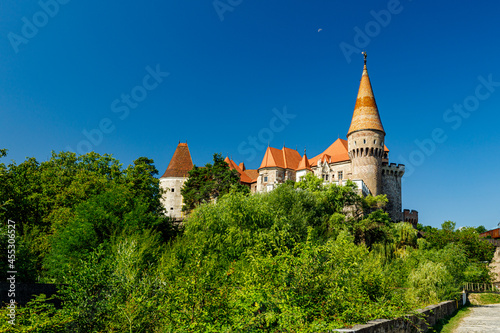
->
[[381, 163, 405, 222], [296, 169, 310, 182], [312, 161, 352, 184], [403, 209, 418, 227], [257, 167, 280, 192], [160, 177, 188, 221], [257, 167, 297, 192]]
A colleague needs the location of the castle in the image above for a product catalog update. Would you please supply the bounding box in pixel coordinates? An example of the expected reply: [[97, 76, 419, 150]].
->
[[160, 56, 417, 223]]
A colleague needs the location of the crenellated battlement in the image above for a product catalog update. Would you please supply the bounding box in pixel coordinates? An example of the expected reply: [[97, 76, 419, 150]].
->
[[348, 146, 385, 159], [403, 209, 419, 226], [381, 163, 405, 177]]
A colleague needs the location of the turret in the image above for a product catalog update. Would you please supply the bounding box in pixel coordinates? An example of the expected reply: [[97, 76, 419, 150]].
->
[[159, 142, 194, 221], [296, 149, 312, 181], [347, 53, 385, 196]]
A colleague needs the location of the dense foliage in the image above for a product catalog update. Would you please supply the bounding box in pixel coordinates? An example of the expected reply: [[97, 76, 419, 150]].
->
[[0, 151, 495, 332], [181, 153, 249, 212], [0, 151, 176, 282]]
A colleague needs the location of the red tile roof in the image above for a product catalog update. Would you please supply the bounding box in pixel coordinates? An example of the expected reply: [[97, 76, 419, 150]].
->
[[309, 139, 350, 166], [297, 153, 312, 171], [225, 157, 256, 184], [259, 146, 302, 170], [161, 142, 194, 178], [244, 169, 259, 182]]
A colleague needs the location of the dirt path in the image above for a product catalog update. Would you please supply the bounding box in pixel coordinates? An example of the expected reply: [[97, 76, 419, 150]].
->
[[453, 248, 500, 332], [453, 304, 500, 332]]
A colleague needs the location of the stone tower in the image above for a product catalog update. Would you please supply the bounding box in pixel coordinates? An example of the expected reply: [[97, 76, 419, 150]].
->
[[347, 54, 385, 196], [159, 142, 193, 221]]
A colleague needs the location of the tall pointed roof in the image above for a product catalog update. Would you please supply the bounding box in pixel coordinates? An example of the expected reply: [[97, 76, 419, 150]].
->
[[297, 151, 312, 171], [347, 54, 385, 136], [161, 142, 193, 178]]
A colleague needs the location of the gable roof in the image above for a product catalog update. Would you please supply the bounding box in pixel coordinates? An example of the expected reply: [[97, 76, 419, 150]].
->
[[161, 142, 194, 178]]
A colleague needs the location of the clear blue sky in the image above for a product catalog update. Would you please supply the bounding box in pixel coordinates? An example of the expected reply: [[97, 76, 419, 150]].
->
[[1, 0, 500, 230]]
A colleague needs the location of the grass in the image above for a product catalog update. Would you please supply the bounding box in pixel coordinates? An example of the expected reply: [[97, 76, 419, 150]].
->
[[431, 305, 471, 333], [471, 293, 500, 305]]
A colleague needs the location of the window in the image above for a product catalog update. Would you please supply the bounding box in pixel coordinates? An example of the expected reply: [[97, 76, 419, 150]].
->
[[264, 176, 268, 182], [322, 174, 325, 180], [170, 207, 174, 210], [363, 139, 366, 144], [338, 171, 343, 180], [171, 188, 175, 192], [374, 140, 377, 144], [325, 175, 329, 181]]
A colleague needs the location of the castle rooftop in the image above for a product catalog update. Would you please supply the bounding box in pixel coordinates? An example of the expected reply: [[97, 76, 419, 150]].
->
[[161, 142, 194, 178], [347, 53, 385, 136], [259, 146, 302, 170]]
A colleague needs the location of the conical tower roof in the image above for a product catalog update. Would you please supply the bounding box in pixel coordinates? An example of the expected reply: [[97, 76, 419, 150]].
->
[[161, 142, 193, 178], [347, 54, 385, 136], [297, 151, 312, 171]]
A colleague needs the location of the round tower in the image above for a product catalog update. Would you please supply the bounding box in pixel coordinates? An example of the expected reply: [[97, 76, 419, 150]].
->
[[347, 53, 385, 196]]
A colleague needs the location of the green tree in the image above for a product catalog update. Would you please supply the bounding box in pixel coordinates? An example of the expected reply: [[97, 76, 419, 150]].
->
[[0, 151, 175, 282], [181, 153, 248, 212], [475, 225, 487, 234], [424, 222, 494, 262]]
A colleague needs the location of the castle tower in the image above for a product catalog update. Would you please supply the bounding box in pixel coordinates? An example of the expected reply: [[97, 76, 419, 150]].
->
[[159, 142, 193, 220], [347, 53, 385, 196]]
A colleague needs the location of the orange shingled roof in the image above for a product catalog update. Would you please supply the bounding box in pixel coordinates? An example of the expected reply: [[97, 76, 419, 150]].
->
[[225, 157, 255, 184], [161, 142, 194, 178], [347, 62, 385, 136], [297, 153, 312, 171], [244, 169, 259, 182], [309, 138, 350, 166], [259, 146, 302, 170]]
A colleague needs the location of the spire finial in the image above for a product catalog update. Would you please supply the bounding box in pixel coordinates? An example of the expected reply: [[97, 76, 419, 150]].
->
[[362, 51, 367, 65], [304, 147, 307, 156]]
